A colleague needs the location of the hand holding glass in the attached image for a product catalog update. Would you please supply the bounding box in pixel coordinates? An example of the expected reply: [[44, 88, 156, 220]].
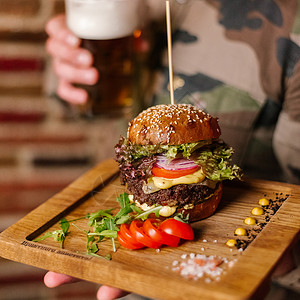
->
[[65, 0, 142, 117]]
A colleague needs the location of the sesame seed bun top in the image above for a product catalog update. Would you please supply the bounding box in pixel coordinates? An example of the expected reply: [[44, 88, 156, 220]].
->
[[127, 104, 221, 145]]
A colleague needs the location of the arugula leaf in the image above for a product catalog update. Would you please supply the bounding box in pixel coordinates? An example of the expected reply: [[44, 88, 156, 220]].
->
[[104, 218, 118, 232], [33, 231, 58, 242], [88, 230, 118, 239], [107, 218, 117, 252], [173, 212, 190, 223], [115, 214, 132, 225], [60, 218, 70, 235], [114, 193, 136, 221], [33, 217, 70, 248], [86, 230, 97, 253], [130, 204, 143, 214], [87, 209, 114, 227], [32, 192, 163, 256], [59, 218, 70, 248], [134, 205, 162, 221], [86, 234, 111, 260], [116, 192, 130, 209], [89, 242, 99, 254], [104, 254, 112, 260]]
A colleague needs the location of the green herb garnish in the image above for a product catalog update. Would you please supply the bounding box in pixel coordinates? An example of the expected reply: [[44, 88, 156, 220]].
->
[[33, 193, 161, 258], [33, 217, 70, 248]]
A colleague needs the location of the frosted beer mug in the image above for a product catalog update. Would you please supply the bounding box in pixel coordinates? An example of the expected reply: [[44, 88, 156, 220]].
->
[[65, 0, 142, 117]]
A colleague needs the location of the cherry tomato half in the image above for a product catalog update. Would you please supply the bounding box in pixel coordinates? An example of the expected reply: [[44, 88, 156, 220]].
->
[[130, 220, 162, 249], [117, 231, 144, 250], [152, 166, 199, 179], [143, 219, 180, 247], [119, 224, 145, 249], [159, 219, 194, 240]]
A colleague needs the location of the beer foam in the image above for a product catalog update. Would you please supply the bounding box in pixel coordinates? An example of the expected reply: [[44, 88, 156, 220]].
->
[[66, 0, 140, 40]]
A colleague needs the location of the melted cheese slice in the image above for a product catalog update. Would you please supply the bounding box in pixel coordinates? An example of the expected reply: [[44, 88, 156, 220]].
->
[[132, 169, 206, 217], [151, 169, 205, 189]]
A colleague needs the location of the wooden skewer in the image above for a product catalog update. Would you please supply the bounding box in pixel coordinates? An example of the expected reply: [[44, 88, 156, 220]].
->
[[166, 0, 175, 105]]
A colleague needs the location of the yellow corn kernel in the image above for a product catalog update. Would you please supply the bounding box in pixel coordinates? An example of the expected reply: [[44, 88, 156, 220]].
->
[[226, 239, 237, 247], [251, 207, 264, 216], [244, 217, 257, 225], [234, 227, 247, 236], [258, 198, 269, 206]]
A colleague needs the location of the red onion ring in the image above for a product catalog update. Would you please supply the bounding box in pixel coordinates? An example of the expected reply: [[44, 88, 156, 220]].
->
[[154, 155, 198, 171]]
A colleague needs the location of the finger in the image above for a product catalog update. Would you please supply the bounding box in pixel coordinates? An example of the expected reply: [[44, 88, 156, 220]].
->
[[97, 285, 129, 300], [44, 271, 79, 288], [53, 58, 99, 85], [45, 14, 80, 47], [46, 38, 93, 67], [57, 79, 89, 104]]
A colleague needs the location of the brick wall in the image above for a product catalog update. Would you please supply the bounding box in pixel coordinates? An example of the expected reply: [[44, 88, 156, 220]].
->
[[0, 0, 133, 229], [0, 1, 132, 299]]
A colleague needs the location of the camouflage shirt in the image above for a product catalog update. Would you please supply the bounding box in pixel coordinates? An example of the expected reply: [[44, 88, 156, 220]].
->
[[145, 0, 300, 184]]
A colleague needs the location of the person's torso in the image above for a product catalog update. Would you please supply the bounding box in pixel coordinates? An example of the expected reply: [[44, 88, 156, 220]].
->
[[147, 0, 300, 181]]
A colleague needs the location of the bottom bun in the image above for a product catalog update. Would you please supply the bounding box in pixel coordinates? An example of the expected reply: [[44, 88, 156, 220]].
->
[[176, 183, 223, 222]]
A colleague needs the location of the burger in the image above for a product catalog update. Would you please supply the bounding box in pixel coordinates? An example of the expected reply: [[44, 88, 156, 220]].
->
[[115, 104, 242, 222]]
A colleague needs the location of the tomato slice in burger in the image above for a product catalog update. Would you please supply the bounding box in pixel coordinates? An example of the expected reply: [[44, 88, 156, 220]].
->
[[119, 224, 144, 248], [129, 220, 162, 249], [117, 231, 144, 250], [143, 219, 180, 247], [159, 219, 194, 240], [152, 166, 198, 179]]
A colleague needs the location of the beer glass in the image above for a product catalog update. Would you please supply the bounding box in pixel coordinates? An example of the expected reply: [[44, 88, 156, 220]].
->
[[65, 0, 142, 118]]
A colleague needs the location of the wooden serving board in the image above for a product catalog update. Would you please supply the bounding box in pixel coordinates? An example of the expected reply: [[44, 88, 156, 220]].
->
[[0, 159, 299, 300]]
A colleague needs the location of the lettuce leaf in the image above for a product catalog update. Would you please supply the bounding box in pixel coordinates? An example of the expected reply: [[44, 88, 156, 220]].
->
[[115, 137, 212, 163], [115, 136, 242, 182], [194, 146, 242, 181]]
